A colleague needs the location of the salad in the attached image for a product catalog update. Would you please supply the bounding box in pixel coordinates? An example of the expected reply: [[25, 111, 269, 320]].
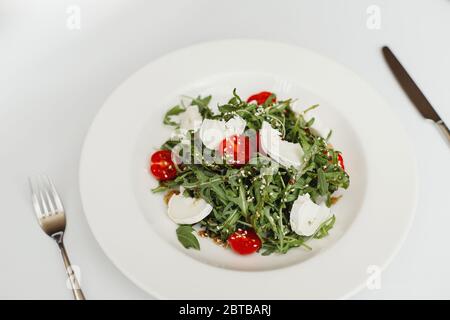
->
[[150, 90, 349, 255]]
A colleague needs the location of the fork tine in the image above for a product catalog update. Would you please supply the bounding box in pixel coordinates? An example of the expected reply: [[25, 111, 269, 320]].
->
[[36, 176, 50, 216], [46, 175, 64, 212], [28, 177, 44, 218], [42, 177, 57, 215]]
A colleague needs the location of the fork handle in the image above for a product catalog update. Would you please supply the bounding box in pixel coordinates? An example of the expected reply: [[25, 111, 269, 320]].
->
[[58, 242, 86, 300]]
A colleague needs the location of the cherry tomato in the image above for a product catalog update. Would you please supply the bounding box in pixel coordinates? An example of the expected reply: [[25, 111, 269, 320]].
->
[[337, 153, 345, 171], [228, 229, 262, 255], [150, 150, 177, 181], [219, 135, 251, 167], [246, 91, 276, 105]]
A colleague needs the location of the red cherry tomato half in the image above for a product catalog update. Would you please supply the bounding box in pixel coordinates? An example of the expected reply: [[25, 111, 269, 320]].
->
[[219, 135, 251, 167], [150, 150, 177, 181], [246, 91, 276, 105], [228, 229, 262, 255], [337, 153, 345, 171]]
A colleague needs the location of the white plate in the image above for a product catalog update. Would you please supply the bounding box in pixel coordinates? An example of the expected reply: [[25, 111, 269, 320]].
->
[[79, 39, 417, 299]]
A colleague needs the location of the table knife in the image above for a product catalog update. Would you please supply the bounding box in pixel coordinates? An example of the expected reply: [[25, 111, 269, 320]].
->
[[382, 46, 450, 143]]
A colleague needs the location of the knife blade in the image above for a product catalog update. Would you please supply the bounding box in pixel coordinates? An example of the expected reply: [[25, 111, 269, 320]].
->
[[382, 46, 450, 143]]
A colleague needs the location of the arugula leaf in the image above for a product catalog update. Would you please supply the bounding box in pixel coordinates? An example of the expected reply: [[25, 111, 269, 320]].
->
[[191, 95, 213, 119], [237, 183, 248, 218], [160, 139, 181, 150], [176, 225, 200, 250], [317, 168, 329, 196], [229, 88, 242, 105], [163, 105, 185, 126], [314, 215, 336, 239]]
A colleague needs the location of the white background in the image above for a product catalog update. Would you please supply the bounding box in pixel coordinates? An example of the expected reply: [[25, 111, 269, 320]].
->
[[0, 0, 449, 299]]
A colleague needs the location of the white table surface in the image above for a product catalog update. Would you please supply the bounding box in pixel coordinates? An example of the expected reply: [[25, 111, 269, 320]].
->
[[1, 0, 449, 300]]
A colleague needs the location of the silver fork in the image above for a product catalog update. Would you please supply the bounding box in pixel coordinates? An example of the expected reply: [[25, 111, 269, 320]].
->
[[29, 175, 85, 300]]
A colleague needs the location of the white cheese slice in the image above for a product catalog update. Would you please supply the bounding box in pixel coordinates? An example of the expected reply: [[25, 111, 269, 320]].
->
[[199, 119, 227, 150], [167, 193, 213, 224], [289, 194, 332, 236], [199, 116, 248, 150], [179, 105, 203, 132], [225, 115, 246, 137], [259, 121, 304, 168]]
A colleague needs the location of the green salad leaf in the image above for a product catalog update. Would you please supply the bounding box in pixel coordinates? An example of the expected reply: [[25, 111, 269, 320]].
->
[[163, 105, 185, 127], [190, 95, 214, 119], [176, 225, 200, 250]]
